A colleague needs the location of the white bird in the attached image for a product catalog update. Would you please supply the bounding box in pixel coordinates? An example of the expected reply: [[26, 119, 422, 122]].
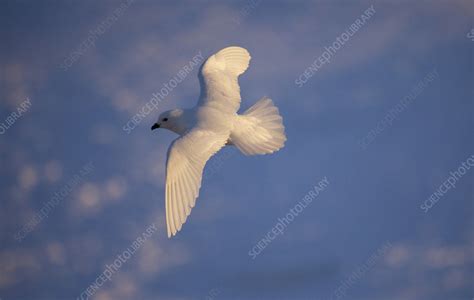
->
[[151, 46, 287, 237]]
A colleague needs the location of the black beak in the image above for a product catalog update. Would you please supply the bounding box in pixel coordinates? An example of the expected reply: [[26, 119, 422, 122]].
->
[[151, 123, 160, 130]]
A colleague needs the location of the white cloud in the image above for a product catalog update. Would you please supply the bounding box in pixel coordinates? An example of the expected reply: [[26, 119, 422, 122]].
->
[[43, 160, 63, 183], [18, 165, 38, 191]]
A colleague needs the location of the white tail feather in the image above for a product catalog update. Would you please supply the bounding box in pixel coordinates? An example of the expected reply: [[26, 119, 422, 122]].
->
[[230, 97, 287, 155]]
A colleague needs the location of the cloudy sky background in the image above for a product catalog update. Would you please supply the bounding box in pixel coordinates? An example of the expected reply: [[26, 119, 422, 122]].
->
[[0, 0, 473, 299]]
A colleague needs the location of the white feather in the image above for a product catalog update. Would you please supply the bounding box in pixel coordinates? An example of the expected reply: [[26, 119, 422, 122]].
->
[[157, 46, 286, 237]]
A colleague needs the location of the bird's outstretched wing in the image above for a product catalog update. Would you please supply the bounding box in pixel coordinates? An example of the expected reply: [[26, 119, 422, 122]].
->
[[165, 128, 229, 237], [198, 46, 251, 113]]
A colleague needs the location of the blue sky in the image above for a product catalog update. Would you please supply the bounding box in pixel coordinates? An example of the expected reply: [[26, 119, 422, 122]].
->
[[0, 1, 473, 299]]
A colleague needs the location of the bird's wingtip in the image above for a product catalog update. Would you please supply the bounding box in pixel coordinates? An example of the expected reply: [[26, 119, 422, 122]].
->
[[168, 229, 177, 238]]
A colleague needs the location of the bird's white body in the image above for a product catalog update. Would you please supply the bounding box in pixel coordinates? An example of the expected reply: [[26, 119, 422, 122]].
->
[[165, 106, 232, 137], [153, 46, 287, 237]]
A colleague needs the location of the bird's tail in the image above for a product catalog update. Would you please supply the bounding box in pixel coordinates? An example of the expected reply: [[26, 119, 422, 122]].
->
[[230, 97, 287, 155]]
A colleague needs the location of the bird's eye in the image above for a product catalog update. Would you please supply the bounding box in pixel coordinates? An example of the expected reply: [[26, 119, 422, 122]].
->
[[163, 118, 168, 122]]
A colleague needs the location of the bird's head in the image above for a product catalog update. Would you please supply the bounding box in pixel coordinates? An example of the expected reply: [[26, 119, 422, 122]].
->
[[151, 109, 184, 132]]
